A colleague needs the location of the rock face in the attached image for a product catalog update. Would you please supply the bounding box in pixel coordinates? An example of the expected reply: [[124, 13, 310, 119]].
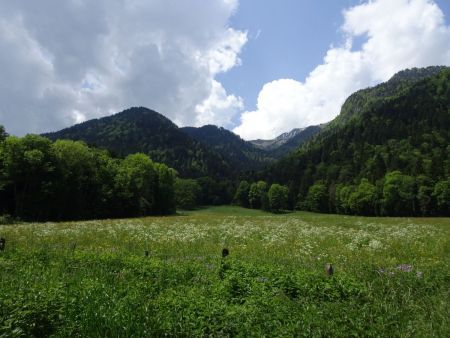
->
[[249, 125, 324, 157], [250, 128, 305, 150]]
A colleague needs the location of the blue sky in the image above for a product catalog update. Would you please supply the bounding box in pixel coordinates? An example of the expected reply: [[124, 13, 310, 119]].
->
[[220, 0, 362, 109], [221, 0, 450, 118], [0, 0, 449, 139]]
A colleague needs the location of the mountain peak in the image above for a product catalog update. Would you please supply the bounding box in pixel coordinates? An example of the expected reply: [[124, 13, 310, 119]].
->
[[274, 128, 305, 142], [333, 66, 449, 126], [250, 128, 307, 150], [43, 107, 234, 178], [388, 66, 447, 83]]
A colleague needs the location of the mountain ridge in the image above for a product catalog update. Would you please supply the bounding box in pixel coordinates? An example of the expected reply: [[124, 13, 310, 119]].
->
[[43, 107, 233, 178], [43, 108, 322, 176], [250, 128, 305, 150]]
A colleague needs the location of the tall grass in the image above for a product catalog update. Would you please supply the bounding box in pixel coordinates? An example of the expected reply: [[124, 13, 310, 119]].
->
[[0, 207, 448, 337]]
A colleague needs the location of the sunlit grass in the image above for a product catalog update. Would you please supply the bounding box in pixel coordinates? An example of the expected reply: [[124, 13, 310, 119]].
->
[[0, 206, 449, 337]]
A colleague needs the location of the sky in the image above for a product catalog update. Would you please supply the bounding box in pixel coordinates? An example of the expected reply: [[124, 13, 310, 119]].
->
[[0, 0, 449, 140]]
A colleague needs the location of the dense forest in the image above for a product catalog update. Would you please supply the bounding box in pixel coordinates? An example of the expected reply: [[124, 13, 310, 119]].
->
[[0, 133, 176, 221], [261, 66, 450, 216], [181, 125, 276, 170], [1, 66, 449, 220]]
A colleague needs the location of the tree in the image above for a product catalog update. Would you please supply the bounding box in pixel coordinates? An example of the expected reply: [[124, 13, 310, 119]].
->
[[416, 175, 434, 216], [335, 184, 355, 214], [268, 184, 289, 213], [52, 140, 108, 219], [304, 182, 328, 213], [154, 163, 176, 214], [233, 180, 250, 207], [115, 153, 158, 217], [432, 178, 450, 216], [196, 176, 233, 206], [0, 135, 56, 220], [382, 171, 416, 216], [174, 178, 201, 210], [0, 125, 7, 142], [248, 181, 268, 209], [348, 179, 378, 215]]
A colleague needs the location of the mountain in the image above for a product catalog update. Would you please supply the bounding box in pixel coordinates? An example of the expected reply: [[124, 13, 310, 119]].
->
[[250, 128, 305, 150], [330, 65, 447, 127], [266, 66, 450, 215], [180, 125, 275, 171], [43, 107, 320, 179], [180, 124, 323, 169], [43, 107, 232, 178], [268, 125, 324, 158], [250, 126, 323, 157]]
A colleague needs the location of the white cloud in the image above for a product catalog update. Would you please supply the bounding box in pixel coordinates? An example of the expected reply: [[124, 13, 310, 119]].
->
[[0, 0, 247, 135], [193, 80, 243, 128], [234, 0, 450, 140]]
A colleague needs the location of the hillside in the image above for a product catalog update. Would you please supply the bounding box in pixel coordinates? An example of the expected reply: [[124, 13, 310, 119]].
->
[[44, 107, 232, 178], [330, 65, 447, 127], [181, 125, 275, 170], [266, 66, 450, 215]]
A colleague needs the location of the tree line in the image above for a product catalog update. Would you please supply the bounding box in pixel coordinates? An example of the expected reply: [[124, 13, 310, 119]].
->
[[173, 177, 234, 210], [1, 128, 448, 220], [300, 173, 450, 216], [0, 131, 176, 221], [232, 180, 289, 213], [232, 172, 449, 216]]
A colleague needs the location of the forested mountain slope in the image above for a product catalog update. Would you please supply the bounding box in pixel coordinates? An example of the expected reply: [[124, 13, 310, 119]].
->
[[266, 66, 450, 216], [45, 106, 322, 178], [181, 124, 322, 168], [44, 107, 232, 178], [181, 125, 276, 170]]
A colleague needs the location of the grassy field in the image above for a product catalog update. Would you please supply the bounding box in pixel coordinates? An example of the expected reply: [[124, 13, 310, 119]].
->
[[0, 206, 449, 337]]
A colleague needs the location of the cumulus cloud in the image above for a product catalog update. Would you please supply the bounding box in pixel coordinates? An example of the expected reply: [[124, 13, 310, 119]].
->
[[234, 0, 450, 140], [193, 80, 244, 127], [0, 0, 247, 135]]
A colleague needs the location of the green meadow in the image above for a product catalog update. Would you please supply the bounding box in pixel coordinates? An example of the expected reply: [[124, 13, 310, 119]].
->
[[0, 207, 449, 337]]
